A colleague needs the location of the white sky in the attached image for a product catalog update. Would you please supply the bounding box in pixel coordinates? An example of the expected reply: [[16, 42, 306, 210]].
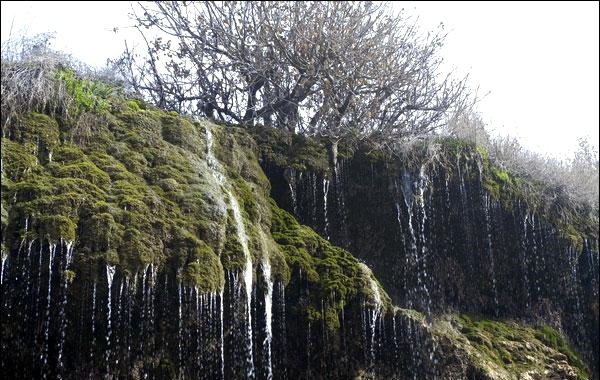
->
[[1, 1, 598, 160]]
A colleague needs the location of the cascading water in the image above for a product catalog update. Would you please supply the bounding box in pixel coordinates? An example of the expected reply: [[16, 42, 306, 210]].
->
[[178, 279, 183, 380], [520, 209, 532, 311], [530, 213, 541, 304], [399, 168, 431, 314], [323, 178, 330, 240], [220, 290, 225, 380], [334, 160, 348, 245], [366, 268, 382, 374], [105, 264, 115, 376], [1, 252, 7, 285], [90, 281, 97, 378], [205, 127, 255, 378], [57, 241, 74, 378], [285, 168, 298, 215], [481, 189, 499, 316], [41, 243, 56, 379], [311, 173, 318, 226], [262, 256, 274, 380]]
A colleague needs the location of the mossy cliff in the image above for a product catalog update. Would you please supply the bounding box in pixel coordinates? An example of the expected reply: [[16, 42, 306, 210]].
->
[[255, 126, 599, 379], [0, 93, 594, 379]]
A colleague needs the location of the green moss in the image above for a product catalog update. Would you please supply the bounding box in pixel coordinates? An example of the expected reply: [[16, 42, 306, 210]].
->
[[535, 325, 588, 378], [492, 166, 511, 184], [38, 215, 77, 242], [1, 139, 39, 180], [126, 99, 142, 112], [249, 124, 330, 174], [64, 269, 76, 284], [447, 315, 589, 379], [324, 306, 340, 332], [269, 198, 388, 328], [160, 115, 201, 154], [221, 233, 246, 271], [173, 230, 225, 292], [10, 113, 61, 163]]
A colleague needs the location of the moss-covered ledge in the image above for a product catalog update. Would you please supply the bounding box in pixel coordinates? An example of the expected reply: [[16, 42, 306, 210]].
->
[[431, 314, 589, 380]]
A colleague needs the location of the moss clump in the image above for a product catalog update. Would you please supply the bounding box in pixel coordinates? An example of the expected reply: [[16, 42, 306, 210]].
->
[[269, 198, 390, 331], [534, 325, 588, 378], [249, 124, 330, 174], [180, 237, 225, 293], [439, 315, 589, 379], [64, 269, 76, 284], [6, 113, 60, 164], [1, 104, 225, 275]]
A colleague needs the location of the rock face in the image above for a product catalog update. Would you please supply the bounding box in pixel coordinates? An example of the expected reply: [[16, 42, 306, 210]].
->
[[0, 102, 596, 379], [257, 126, 599, 379]]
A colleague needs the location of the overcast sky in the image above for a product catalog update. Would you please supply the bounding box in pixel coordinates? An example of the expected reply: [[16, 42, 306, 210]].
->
[[1, 1, 598, 160]]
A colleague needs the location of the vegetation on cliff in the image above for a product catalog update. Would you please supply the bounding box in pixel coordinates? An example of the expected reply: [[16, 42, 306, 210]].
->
[[1, 32, 596, 380]]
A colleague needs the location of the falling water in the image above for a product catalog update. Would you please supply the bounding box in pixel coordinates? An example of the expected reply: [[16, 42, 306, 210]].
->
[[311, 173, 318, 226], [141, 263, 149, 345], [360, 263, 382, 373], [392, 310, 399, 373], [585, 239, 599, 300], [530, 213, 540, 303], [416, 165, 432, 314], [400, 170, 430, 312], [285, 168, 298, 215], [206, 127, 254, 378], [229, 192, 255, 377], [220, 290, 225, 380], [149, 263, 157, 341], [90, 281, 97, 377], [567, 246, 583, 324], [57, 241, 74, 378], [41, 243, 56, 379], [323, 179, 330, 240], [262, 257, 274, 380], [105, 264, 116, 376], [334, 160, 348, 245], [0, 252, 6, 285], [520, 212, 531, 311], [482, 192, 499, 316], [369, 278, 381, 372], [178, 280, 183, 380]]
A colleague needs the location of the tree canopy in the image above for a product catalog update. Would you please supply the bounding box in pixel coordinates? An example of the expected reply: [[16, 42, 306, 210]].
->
[[116, 1, 471, 152]]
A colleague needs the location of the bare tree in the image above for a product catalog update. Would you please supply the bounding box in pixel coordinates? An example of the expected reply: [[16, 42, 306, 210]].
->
[[116, 1, 471, 159]]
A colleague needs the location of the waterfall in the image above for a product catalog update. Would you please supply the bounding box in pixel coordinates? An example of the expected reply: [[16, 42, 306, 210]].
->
[[480, 165, 499, 317], [41, 243, 56, 379], [360, 263, 382, 374], [285, 168, 298, 215], [520, 211, 531, 311], [35, 243, 43, 327], [567, 246, 583, 324], [323, 178, 330, 240], [205, 127, 255, 378], [416, 165, 432, 315], [57, 241, 74, 378], [262, 257, 274, 380], [1, 252, 7, 285], [105, 264, 115, 376], [90, 280, 97, 378], [178, 280, 183, 380], [220, 290, 225, 380], [334, 160, 348, 245], [530, 213, 540, 303], [392, 310, 399, 373], [311, 173, 318, 226], [140, 263, 149, 350], [399, 169, 431, 313]]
